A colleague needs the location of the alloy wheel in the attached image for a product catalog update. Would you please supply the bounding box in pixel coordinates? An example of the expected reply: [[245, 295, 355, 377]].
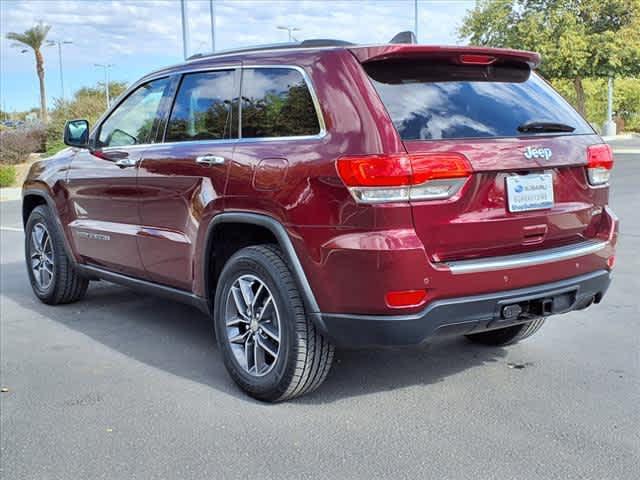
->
[[29, 223, 54, 290], [224, 274, 281, 377]]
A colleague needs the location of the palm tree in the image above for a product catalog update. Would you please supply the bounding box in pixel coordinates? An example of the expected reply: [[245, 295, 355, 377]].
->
[[7, 22, 52, 123]]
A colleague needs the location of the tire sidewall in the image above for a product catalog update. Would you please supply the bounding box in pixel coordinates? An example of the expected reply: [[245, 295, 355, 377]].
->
[[213, 248, 299, 398]]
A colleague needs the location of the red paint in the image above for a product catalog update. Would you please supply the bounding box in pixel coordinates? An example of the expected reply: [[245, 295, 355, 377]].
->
[[23, 43, 617, 316], [349, 44, 541, 67]]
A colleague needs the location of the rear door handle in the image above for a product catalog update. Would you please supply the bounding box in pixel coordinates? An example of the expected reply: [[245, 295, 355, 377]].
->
[[196, 154, 226, 166]]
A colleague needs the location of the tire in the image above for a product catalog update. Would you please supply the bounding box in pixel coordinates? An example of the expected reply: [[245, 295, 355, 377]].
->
[[465, 318, 546, 347], [25, 205, 89, 305], [213, 244, 334, 402]]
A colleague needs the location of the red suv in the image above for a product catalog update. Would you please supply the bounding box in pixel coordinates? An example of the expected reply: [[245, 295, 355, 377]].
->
[[23, 37, 618, 401]]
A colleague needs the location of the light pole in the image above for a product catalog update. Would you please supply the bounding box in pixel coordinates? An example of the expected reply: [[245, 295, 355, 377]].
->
[[94, 64, 114, 109], [209, 0, 216, 52], [47, 39, 73, 101], [277, 25, 300, 42], [180, 0, 190, 59], [414, 0, 419, 42]]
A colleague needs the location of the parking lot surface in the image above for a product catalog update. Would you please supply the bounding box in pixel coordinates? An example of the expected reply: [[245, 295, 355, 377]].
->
[[1, 149, 639, 479]]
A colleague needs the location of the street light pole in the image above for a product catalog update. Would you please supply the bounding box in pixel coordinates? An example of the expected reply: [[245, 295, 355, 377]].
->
[[180, 0, 190, 59], [414, 0, 419, 42], [209, 0, 216, 52], [94, 64, 114, 109], [47, 40, 72, 101]]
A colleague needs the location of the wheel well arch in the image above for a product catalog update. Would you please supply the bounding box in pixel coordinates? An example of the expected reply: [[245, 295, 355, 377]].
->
[[203, 213, 320, 315], [22, 193, 47, 226], [205, 222, 278, 298], [22, 189, 78, 265]]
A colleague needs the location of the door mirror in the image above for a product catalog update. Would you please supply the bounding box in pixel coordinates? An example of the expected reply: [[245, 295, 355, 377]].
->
[[64, 119, 90, 148]]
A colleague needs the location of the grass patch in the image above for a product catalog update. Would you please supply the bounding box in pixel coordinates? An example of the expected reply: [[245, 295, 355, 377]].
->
[[45, 138, 66, 157], [0, 165, 17, 188]]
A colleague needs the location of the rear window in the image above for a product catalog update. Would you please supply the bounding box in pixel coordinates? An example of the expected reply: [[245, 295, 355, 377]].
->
[[365, 61, 593, 140]]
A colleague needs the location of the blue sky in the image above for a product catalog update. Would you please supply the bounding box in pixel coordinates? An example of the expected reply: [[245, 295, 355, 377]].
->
[[0, 0, 474, 112]]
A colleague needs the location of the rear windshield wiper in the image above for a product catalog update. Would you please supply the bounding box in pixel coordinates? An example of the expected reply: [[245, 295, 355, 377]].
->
[[517, 121, 575, 133]]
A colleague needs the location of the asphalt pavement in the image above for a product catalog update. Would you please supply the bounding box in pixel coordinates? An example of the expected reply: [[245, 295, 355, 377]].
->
[[1, 147, 639, 479]]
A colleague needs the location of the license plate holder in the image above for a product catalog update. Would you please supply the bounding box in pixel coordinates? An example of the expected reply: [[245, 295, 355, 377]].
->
[[506, 173, 554, 213]]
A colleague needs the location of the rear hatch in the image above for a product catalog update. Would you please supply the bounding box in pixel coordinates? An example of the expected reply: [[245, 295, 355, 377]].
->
[[359, 46, 607, 262]]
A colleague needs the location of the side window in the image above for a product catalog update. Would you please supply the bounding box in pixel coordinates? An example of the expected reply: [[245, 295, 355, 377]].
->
[[241, 68, 320, 138], [97, 78, 169, 148], [166, 70, 237, 142]]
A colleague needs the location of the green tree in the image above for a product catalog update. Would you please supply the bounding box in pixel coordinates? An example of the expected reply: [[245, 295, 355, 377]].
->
[[46, 81, 128, 154], [6, 22, 52, 122], [459, 0, 640, 115]]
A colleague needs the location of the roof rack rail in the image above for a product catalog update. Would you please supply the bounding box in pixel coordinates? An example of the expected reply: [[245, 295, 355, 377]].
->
[[187, 38, 355, 61]]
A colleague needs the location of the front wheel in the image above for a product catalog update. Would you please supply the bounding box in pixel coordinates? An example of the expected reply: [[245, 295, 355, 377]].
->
[[213, 245, 334, 402], [25, 205, 89, 305], [465, 318, 546, 346]]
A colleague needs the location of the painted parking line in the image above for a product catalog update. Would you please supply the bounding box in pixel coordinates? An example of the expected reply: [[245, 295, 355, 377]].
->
[[612, 148, 640, 154]]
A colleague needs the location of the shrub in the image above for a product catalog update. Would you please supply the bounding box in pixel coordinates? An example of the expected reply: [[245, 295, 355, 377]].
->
[[0, 127, 45, 164], [0, 164, 17, 187]]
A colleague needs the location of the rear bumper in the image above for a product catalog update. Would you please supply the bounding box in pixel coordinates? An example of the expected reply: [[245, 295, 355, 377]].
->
[[313, 270, 611, 347]]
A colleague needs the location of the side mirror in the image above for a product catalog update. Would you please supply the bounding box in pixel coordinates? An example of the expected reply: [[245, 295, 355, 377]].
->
[[63, 119, 90, 148]]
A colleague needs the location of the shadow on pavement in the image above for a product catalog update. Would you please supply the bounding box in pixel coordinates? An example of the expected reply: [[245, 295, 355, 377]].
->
[[1, 259, 506, 404]]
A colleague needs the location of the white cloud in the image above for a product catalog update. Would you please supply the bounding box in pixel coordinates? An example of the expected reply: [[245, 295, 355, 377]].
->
[[0, 0, 474, 110]]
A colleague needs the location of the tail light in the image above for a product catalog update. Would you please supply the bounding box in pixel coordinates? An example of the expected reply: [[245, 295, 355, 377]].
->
[[587, 144, 614, 186], [336, 153, 472, 203]]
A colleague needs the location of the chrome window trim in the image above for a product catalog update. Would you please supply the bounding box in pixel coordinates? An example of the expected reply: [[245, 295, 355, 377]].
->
[[442, 239, 608, 275], [101, 143, 154, 152], [150, 138, 240, 148], [93, 64, 327, 150]]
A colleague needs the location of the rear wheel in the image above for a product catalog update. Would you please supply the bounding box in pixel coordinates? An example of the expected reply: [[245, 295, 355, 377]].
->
[[465, 318, 546, 346], [25, 205, 88, 305], [213, 244, 334, 402]]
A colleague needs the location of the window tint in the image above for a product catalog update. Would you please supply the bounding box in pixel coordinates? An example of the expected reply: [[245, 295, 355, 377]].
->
[[241, 68, 320, 138], [166, 70, 237, 142], [365, 61, 592, 140], [97, 78, 169, 148]]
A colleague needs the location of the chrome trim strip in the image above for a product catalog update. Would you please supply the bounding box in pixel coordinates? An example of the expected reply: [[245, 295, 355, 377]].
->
[[443, 239, 608, 275]]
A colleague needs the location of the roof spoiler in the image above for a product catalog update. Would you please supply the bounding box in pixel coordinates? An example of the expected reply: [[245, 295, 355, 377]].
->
[[351, 45, 541, 69]]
